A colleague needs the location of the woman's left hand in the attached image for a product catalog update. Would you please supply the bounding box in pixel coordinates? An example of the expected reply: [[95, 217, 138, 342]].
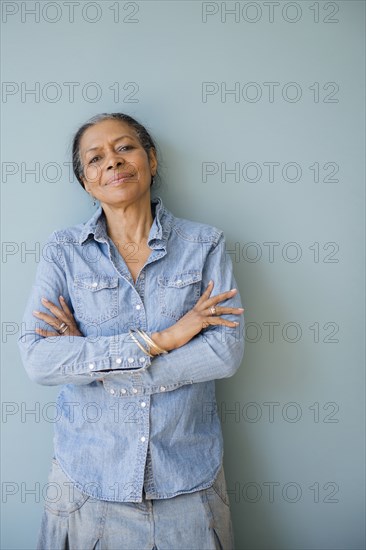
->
[[33, 296, 84, 337]]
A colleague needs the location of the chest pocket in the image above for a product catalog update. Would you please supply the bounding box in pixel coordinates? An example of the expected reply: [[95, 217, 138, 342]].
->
[[73, 274, 119, 325], [158, 270, 202, 321]]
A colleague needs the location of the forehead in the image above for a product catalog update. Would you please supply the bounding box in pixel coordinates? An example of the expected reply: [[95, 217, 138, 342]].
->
[[80, 119, 138, 155]]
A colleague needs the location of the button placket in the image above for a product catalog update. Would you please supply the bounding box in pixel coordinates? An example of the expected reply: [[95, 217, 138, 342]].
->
[[138, 394, 150, 449]]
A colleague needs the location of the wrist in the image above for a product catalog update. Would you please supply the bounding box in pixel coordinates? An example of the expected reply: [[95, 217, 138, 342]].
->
[[151, 330, 176, 354]]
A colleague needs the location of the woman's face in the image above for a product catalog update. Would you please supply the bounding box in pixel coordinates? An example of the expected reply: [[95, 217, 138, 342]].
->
[[79, 118, 157, 207]]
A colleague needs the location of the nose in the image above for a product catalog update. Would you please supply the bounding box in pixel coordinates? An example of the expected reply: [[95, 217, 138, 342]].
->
[[106, 159, 124, 171], [105, 150, 125, 171]]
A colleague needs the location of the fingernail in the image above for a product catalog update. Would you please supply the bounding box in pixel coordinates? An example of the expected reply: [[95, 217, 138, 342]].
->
[[238, 308, 244, 311], [59, 295, 64, 300], [230, 288, 237, 292], [41, 297, 48, 302], [208, 280, 213, 285], [33, 310, 40, 314]]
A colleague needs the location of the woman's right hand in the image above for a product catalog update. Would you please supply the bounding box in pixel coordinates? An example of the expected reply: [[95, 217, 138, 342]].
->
[[151, 280, 244, 354]]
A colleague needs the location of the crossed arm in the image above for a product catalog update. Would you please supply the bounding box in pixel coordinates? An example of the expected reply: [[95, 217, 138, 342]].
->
[[17, 231, 245, 391]]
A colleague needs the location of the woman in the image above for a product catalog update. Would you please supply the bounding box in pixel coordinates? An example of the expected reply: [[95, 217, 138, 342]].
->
[[18, 113, 245, 550]]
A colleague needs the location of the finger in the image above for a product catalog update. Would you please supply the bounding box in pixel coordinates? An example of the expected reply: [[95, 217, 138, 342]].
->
[[41, 297, 69, 320], [59, 296, 73, 316], [35, 327, 61, 337], [201, 280, 214, 297], [58, 298, 79, 329], [202, 288, 238, 309], [203, 317, 240, 328], [33, 311, 66, 331], [209, 306, 244, 315], [195, 281, 214, 308]]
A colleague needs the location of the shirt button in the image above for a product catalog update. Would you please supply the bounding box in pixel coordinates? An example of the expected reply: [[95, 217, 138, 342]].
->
[[160, 386, 166, 392], [92, 282, 98, 287], [88, 363, 95, 370], [141, 402, 146, 408], [176, 279, 182, 284], [127, 357, 134, 363], [121, 388, 127, 394], [140, 436, 146, 442], [139, 357, 146, 363], [136, 304, 141, 310], [110, 389, 115, 395], [132, 388, 138, 394], [116, 357, 122, 364]]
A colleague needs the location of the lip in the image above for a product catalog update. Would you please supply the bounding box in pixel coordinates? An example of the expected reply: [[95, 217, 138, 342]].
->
[[105, 172, 135, 186]]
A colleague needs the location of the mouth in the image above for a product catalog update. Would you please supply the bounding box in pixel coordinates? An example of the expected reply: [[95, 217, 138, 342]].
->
[[105, 172, 135, 186]]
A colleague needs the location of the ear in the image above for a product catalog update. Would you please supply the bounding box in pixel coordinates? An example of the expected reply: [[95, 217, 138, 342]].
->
[[149, 148, 158, 176]]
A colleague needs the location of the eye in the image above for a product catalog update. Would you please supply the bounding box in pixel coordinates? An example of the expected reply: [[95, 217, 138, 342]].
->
[[117, 145, 134, 152], [89, 156, 101, 164]]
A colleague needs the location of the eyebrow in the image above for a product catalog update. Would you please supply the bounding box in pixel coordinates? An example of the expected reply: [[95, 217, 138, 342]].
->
[[84, 135, 135, 155]]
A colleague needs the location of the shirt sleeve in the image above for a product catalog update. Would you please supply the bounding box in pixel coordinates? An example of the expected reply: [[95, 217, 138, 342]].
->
[[136, 231, 245, 392], [17, 231, 153, 386]]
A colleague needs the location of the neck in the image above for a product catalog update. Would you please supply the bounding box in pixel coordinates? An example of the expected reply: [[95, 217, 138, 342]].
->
[[102, 194, 154, 246]]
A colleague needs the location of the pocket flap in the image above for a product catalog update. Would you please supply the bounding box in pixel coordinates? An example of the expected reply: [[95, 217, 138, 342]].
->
[[158, 270, 202, 288], [74, 274, 119, 291]]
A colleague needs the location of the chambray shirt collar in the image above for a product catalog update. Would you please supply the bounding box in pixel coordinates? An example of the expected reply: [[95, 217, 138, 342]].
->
[[78, 195, 173, 249]]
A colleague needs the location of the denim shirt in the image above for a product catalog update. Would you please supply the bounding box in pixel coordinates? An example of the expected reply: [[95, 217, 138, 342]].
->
[[17, 195, 245, 502]]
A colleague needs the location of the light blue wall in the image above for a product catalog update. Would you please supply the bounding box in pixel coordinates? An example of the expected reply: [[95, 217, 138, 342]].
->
[[1, 1, 365, 548]]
